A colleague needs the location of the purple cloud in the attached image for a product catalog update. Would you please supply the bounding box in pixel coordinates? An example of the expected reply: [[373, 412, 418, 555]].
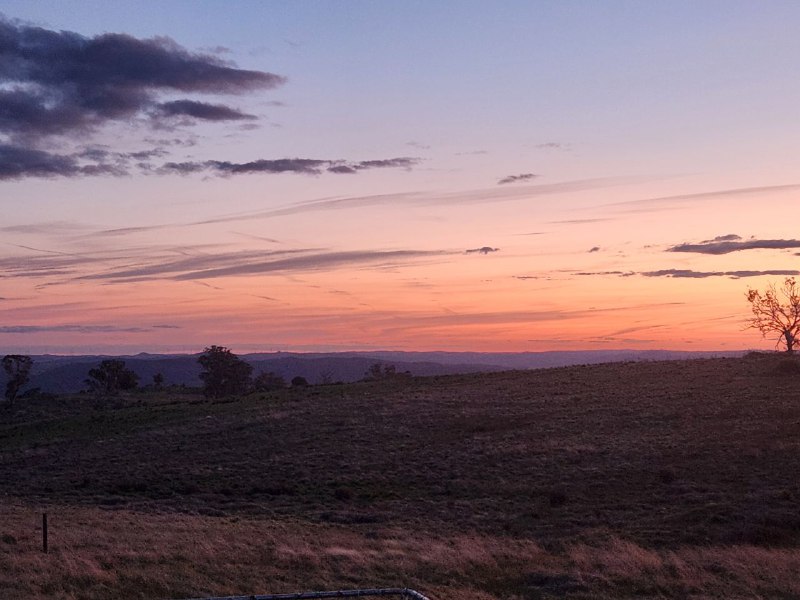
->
[[156, 100, 256, 121], [0, 16, 283, 140], [161, 157, 419, 177], [668, 237, 800, 255], [498, 173, 537, 185], [642, 269, 800, 279]]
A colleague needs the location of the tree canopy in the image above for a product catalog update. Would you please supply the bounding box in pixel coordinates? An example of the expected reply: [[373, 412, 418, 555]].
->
[[253, 371, 285, 392], [85, 359, 139, 395], [198, 345, 253, 398], [2, 354, 33, 406]]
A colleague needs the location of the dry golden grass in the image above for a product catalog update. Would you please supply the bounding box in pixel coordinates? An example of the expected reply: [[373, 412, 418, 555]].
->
[[0, 502, 552, 599], [3, 502, 800, 599]]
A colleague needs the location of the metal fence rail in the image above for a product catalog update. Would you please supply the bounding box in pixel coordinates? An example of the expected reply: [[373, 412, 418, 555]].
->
[[182, 588, 431, 600]]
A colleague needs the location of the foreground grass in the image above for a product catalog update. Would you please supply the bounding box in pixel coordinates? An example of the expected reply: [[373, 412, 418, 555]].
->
[[2, 354, 800, 598], [3, 503, 800, 599]]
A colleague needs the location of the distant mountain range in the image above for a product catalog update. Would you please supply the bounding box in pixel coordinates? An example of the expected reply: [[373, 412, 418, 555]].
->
[[0, 349, 747, 395]]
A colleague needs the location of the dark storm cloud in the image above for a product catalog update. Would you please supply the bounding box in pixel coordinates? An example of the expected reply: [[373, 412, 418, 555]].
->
[[466, 247, 499, 255], [667, 238, 800, 255], [160, 156, 419, 177], [156, 100, 256, 121], [498, 173, 537, 185], [0, 16, 284, 140]]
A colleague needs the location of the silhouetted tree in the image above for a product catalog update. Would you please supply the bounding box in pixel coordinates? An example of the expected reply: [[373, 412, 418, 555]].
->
[[85, 360, 139, 395], [291, 375, 309, 387], [364, 363, 402, 381], [153, 372, 165, 390], [2, 355, 33, 406], [198, 345, 253, 398], [746, 277, 800, 353], [253, 371, 285, 391], [365, 363, 384, 381]]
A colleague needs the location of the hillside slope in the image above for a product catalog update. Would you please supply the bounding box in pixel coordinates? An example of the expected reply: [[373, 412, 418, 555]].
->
[[0, 349, 742, 393], [1, 354, 798, 548]]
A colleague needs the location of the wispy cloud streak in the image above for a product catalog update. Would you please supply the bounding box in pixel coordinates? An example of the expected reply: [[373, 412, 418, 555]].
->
[[608, 184, 800, 213], [161, 156, 419, 177], [642, 269, 800, 279], [69, 249, 455, 283], [498, 173, 537, 185], [576, 268, 800, 279], [190, 177, 638, 226], [0, 324, 177, 334], [668, 238, 800, 255]]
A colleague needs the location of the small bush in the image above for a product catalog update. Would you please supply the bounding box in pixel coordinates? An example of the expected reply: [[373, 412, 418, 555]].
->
[[291, 376, 309, 387]]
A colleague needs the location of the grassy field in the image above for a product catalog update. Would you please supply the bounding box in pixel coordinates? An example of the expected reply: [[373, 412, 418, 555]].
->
[[2, 353, 800, 598]]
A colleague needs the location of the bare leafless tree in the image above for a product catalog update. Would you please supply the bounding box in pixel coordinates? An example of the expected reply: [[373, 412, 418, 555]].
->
[[746, 277, 800, 353]]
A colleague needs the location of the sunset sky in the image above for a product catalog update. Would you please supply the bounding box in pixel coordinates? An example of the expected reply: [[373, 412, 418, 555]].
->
[[2, 1, 800, 354]]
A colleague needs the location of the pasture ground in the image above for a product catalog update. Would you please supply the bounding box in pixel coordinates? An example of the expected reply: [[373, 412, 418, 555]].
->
[[1, 353, 799, 598]]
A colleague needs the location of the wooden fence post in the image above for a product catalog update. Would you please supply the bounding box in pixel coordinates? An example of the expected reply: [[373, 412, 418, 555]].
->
[[42, 512, 48, 554]]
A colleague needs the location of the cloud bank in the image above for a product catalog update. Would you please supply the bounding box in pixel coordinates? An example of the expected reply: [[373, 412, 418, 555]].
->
[[161, 157, 419, 177], [668, 236, 800, 255], [0, 15, 282, 140], [642, 269, 800, 279], [576, 268, 800, 279], [0, 16, 423, 181]]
